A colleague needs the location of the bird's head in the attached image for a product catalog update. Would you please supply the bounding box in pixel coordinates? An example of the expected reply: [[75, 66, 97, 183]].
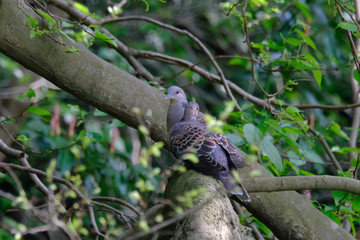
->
[[183, 102, 199, 120], [165, 86, 187, 104]]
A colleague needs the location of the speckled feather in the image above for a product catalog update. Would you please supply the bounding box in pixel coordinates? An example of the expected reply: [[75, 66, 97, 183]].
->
[[168, 102, 251, 202], [165, 86, 245, 169]]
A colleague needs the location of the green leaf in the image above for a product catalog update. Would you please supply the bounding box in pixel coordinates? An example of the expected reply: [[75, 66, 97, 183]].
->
[[95, 31, 118, 47], [337, 22, 359, 32], [260, 135, 283, 172], [294, 29, 317, 50], [28, 15, 38, 27], [329, 122, 350, 140], [287, 150, 305, 166], [333, 191, 347, 205], [302, 148, 324, 163], [29, 29, 37, 39], [27, 107, 51, 116], [65, 46, 80, 54], [16, 88, 36, 100], [226, 133, 245, 146], [294, 2, 312, 20], [353, 69, 360, 84], [38, 9, 56, 29], [286, 105, 301, 115], [87, 132, 103, 142], [304, 53, 319, 67], [74, 2, 91, 15], [58, 29, 75, 42], [228, 58, 248, 66], [57, 150, 75, 173], [353, 196, 360, 212], [16, 135, 30, 146], [141, 0, 150, 11], [286, 38, 301, 46], [27, 88, 36, 98], [93, 108, 108, 116], [61, 21, 74, 28], [243, 123, 263, 145], [312, 70, 322, 87]]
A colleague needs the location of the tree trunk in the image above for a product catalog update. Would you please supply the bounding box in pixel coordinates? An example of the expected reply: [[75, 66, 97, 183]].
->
[[165, 170, 253, 240], [0, 1, 355, 239]]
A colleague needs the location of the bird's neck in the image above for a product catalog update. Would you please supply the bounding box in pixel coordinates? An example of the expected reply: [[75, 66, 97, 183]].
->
[[167, 101, 188, 131]]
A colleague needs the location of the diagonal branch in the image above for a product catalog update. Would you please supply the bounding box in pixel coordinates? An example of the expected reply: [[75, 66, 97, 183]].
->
[[45, 0, 155, 82], [101, 16, 241, 110]]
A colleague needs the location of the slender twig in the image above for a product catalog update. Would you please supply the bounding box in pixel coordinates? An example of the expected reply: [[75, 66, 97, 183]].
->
[[352, 146, 360, 179], [241, 0, 270, 102], [93, 201, 134, 229], [88, 204, 108, 239], [308, 127, 342, 172], [120, 192, 218, 240], [231, 200, 265, 240], [45, 0, 155, 82], [0, 138, 24, 157], [132, 49, 274, 111], [134, 49, 360, 111], [92, 196, 141, 216], [101, 16, 241, 110], [224, 1, 242, 16], [278, 101, 360, 110], [0, 189, 17, 201], [336, 0, 360, 32], [335, 0, 360, 71], [335, 0, 360, 162]]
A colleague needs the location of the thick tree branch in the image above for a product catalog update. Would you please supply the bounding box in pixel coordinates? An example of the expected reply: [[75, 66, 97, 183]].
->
[[243, 176, 360, 195]]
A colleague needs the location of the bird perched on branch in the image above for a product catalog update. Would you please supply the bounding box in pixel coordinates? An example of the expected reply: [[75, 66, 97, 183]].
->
[[165, 85, 247, 169], [168, 101, 251, 202], [165, 86, 207, 131]]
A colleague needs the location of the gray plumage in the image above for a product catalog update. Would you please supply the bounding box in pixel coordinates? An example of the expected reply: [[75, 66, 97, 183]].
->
[[169, 102, 251, 202], [165, 86, 206, 131], [165, 86, 246, 169]]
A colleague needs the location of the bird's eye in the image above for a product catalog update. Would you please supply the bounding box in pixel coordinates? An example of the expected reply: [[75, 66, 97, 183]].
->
[[176, 91, 179, 94]]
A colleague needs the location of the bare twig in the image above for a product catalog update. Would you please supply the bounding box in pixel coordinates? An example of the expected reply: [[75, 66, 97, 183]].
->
[[133, 49, 360, 111], [231, 200, 265, 240], [352, 146, 360, 179], [0, 138, 24, 158], [241, 0, 271, 107], [132, 49, 274, 111], [335, 0, 360, 71], [92, 196, 141, 216], [101, 16, 241, 110], [224, 1, 242, 16], [308, 127, 342, 172], [45, 0, 155, 82], [88, 204, 108, 239], [336, 0, 360, 32], [335, 0, 360, 161], [93, 201, 135, 229]]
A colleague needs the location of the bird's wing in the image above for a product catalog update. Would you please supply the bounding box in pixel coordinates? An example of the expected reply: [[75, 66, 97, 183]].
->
[[170, 123, 227, 178], [211, 133, 246, 169], [196, 111, 208, 126]]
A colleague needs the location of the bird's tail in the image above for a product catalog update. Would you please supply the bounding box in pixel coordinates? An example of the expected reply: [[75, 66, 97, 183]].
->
[[219, 172, 251, 202]]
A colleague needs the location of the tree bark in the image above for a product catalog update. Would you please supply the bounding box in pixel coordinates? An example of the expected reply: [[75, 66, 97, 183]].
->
[[164, 170, 253, 240], [0, 1, 355, 239]]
